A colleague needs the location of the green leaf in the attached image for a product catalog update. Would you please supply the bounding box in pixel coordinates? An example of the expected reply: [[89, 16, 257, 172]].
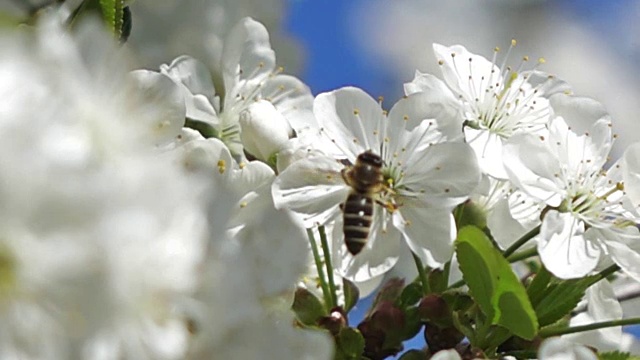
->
[[526, 266, 552, 306], [292, 287, 326, 326], [336, 327, 365, 359], [342, 278, 360, 313], [534, 275, 598, 327], [599, 351, 636, 360], [455, 226, 538, 340]]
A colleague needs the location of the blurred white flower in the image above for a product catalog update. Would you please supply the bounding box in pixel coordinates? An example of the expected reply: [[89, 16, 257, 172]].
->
[[0, 13, 330, 359], [0, 16, 210, 358], [128, 0, 302, 73]]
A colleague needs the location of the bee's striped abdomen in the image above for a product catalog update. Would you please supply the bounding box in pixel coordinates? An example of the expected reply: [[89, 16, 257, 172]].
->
[[343, 193, 374, 255]]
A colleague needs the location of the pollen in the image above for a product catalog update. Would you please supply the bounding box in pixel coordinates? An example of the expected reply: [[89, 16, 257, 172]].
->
[[403, 115, 409, 121], [353, 108, 360, 115], [438, 60, 444, 65], [238, 162, 246, 169], [240, 202, 248, 208], [217, 160, 226, 174]]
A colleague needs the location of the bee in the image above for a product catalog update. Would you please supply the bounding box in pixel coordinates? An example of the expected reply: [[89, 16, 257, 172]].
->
[[341, 150, 385, 255]]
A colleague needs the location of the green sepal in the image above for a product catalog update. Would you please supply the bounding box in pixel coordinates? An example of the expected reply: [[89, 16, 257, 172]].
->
[[335, 327, 365, 360], [534, 275, 599, 327], [342, 278, 360, 313], [291, 287, 327, 326], [398, 282, 423, 308]]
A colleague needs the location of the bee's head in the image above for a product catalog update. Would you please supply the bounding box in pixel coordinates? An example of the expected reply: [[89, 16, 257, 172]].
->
[[357, 150, 383, 168]]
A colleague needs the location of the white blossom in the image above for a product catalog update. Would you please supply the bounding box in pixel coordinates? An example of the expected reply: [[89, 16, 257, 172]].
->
[[273, 87, 480, 282], [405, 42, 568, 178], [156, 17, 315, 162], [504, 99, 640, 280]]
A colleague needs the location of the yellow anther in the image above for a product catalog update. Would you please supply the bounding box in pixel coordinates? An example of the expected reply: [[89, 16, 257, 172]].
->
[[538, 57, 546, 64], [239, 162, 246, 169], [240, 202, 248, 208], [511, 39, 517, 47], [353, 108, 360, 115], [523, 55, 529, 61], [217, 160, 226, 174]]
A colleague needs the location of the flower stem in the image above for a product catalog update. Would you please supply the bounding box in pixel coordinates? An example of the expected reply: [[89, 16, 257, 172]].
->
[[412, 252, 430, 295], [506, 247, 538, 263], [307, 228, 332, 309], [502, 225, 541, 258], [318, 225, 338, 308], [596, 264, 620, 281], [539, 317, 640, 338]]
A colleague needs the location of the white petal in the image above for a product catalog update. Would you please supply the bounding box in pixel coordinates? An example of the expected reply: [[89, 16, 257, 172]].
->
[[231, 186, 308, 297], [566, 280, 622, 350], [604, 237, 640, 283], [396, 203, 456, 267], [433, 43, 500, 100], [314, 87, 384, 162], [272, 154, 349, 227], [222, 17, 275, 98], [538, 211, 601, 279], [465, 127, 508, 179], [538, 338, 598, 360], [549, 93, 610, 136], [332, 211, 401, 283], [430, 349, 462, 360], [239, 100, 291, 161], [401, 142, 480, 208], [622, 142, 640, 208], [160, 55, 216, 101], [503, 133, 564, 207], [261, 74, 315, 135], [548, 116, 612, 175], [487, 197, 537, 250], [127, 70, 186, 145], [160, 56, 219, 124], [403, 70, 464, 140]]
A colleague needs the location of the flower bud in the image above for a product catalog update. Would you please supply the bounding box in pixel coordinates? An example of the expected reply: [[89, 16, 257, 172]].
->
[[424, 325, 463, 352], [418, 294, 451, 326], [318, 307, 347, 335], [239, 100, 292, 162], [370, 301, 406, 333]]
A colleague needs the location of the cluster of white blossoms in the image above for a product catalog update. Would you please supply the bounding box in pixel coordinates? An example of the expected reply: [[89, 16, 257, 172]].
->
[[4, 1, 640, 358], [0, 13, 331, 359]]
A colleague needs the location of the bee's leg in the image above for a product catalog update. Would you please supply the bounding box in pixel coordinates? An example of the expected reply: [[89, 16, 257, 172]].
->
[[341, 167, 352, 186]]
